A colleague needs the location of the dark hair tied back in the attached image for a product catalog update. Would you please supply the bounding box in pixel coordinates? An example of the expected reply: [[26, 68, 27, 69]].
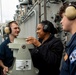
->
[[40, 20, 57, 34]]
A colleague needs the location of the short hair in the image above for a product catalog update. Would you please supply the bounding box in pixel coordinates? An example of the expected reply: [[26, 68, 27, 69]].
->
[[59, 2, 69, 17], [59, 1, 76, 18], [7, 21, 18, 27], [5, 21, 19, 34]]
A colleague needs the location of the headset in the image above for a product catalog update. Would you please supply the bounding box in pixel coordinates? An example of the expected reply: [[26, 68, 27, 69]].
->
[[41, 20, 57, 34], [43, 24, 51, 32], [4, 26, 11, 34], [65, 2, 76, 20], [4, 21, 20, 34]]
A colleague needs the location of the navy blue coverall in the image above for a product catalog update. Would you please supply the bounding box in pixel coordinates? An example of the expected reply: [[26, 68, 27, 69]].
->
[[60, 33, 76, 75], [0, 37, 14, 74]]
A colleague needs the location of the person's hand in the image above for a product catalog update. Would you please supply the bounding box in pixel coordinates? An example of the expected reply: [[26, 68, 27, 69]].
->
[[3, 66, 8, 75], [26, 37, 41, 47]]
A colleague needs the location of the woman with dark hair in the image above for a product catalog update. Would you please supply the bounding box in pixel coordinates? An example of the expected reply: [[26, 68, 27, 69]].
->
[[26, 20, 63, 75]]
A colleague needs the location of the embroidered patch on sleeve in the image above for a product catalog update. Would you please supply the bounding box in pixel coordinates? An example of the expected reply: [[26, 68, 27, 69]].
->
[[69, 49, 76, 64]]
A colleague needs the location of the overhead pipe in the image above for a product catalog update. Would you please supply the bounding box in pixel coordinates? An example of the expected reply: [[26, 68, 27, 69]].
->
[[22, 9, 37, 25], [38, 0, 41, 23], [44, 0, 47, 20]]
